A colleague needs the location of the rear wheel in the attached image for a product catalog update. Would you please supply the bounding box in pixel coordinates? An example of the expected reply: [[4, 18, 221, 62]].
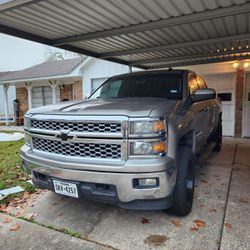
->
[[213, 118, 222, 152], [169, 146, 195, 216]]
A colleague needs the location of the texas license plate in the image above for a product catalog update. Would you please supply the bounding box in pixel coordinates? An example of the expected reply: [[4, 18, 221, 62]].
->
[[53, 180, 79, 198]]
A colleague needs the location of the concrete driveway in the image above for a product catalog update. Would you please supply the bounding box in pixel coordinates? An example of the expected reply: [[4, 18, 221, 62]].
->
[[1, 138, 249, 250]]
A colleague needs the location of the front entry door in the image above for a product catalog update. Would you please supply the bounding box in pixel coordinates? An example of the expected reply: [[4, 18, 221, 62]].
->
[[243, 74, 250, 137]]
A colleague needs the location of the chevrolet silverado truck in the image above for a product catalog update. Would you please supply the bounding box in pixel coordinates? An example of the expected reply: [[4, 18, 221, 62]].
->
[[21, 70, 222, 216]]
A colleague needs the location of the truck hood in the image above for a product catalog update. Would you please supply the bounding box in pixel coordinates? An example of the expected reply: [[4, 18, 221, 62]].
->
[[27, 98, 182, 117]]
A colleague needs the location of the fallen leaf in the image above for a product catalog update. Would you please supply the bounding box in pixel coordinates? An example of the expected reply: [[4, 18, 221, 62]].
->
[[58, 212, 64, 217], [225, 223, 232, 229], [239, 197, 248, 204], [0, 204, 8, 212], [190, 226, 198, 231], [2, 217, 13, 223], [141, 218, 150, 224], [25, 213, 35, 220], [10, 224, 21, 231], [171, 219, 181, 227], [209, 208, 217, 213], [193, 219, 206, 228], [19, 177, 28, 181]]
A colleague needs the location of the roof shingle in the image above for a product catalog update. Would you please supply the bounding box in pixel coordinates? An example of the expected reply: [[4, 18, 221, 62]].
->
[[0, 58, 84, 82]]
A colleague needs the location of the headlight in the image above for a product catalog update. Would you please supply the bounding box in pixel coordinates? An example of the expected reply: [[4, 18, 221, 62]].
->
[[130, 141, 166, 155], [130, 120, 165, 135]]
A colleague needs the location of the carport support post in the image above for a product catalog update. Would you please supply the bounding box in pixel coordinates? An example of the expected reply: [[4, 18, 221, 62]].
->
[[49, 80, 57, 104], [235, 68, 245, 137], [25, 82, 33, 110], [3, 84, 9, 125]]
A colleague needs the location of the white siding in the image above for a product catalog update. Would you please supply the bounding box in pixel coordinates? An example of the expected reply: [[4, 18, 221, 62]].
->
[[83, 59, 131, 98], [0, 85, 15, 116]]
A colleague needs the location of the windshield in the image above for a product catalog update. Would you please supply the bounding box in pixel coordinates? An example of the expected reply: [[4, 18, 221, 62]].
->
[[89, 73, 183, 100]]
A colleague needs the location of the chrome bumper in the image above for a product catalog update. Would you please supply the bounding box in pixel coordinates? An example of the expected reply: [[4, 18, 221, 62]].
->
[[21, 145, 177, 203]]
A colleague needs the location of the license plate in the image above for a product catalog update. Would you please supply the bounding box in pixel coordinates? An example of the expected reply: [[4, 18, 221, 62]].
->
[[53, 180, 79, 198]]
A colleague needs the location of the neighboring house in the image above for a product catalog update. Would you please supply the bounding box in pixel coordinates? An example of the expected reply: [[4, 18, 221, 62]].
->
[[0, 57, 133, 122], [0, 58, 85, 121]]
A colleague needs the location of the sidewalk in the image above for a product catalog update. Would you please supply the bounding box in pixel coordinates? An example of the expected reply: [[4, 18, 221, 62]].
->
[[0, 213, 111, 250]]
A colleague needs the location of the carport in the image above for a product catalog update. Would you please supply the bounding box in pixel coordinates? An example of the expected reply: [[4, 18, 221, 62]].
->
[[1, 0, 250, 136], [0, 1, 250, 250]]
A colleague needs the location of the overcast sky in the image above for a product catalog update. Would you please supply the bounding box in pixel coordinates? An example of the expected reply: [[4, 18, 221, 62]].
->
[[0, 33, 74, 72]]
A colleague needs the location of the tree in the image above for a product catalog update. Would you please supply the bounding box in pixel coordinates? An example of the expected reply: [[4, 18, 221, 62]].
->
[[44, 48, 85, 62]]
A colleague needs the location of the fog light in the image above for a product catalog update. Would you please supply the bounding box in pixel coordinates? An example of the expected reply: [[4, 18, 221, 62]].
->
[[138, 178, 157, 187]]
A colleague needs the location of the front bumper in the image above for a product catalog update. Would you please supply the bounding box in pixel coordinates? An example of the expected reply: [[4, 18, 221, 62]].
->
[[21, 145, 177, 210]]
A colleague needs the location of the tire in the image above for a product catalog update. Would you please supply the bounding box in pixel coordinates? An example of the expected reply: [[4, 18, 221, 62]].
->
[[169, 146, 195, 216], [213, 118, 222, 152]]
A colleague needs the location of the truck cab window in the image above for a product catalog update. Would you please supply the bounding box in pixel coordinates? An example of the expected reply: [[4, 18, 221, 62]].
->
[[90, 73, 183, 100]]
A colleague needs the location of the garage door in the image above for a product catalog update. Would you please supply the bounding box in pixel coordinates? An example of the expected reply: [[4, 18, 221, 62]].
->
[[32, 86, 60, 108], [243, 74, 250, 137], [204, 74, 235, 136]]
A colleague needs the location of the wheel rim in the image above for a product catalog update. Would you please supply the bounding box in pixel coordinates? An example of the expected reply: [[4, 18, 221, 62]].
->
[[186, 162, 194, 204]]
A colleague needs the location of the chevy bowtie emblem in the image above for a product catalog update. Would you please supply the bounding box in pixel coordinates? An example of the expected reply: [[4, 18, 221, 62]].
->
[[56, 130, 74, 142]]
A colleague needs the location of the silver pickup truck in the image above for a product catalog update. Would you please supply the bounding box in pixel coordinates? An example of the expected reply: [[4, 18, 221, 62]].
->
[[21, 70, 222, 216]]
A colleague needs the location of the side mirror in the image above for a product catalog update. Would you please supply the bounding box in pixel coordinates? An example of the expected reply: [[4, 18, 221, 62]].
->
[[191, 88, 216, 102]]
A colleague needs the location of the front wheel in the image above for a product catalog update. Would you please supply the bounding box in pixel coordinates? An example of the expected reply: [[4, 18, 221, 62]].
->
[[168, 146, 195, 216]]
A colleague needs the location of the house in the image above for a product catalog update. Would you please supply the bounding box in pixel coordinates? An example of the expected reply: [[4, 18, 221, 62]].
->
[[0, 57, 132, 123], [0, 57, 249, 138]]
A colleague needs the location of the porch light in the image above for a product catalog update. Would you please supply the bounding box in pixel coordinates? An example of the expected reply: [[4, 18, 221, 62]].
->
[[233, 62, 239, 68], [244, 62, 249, 68]]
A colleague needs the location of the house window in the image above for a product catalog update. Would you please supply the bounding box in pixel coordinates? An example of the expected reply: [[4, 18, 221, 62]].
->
[[217, 93, 232, 101], [32, 86, 60, 108]]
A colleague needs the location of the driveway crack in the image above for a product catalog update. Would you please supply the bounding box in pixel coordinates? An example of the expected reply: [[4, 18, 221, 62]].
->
[[217, 143, 238, 250]]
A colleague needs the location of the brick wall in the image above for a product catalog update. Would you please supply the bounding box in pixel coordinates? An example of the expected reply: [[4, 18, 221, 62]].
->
[[16, 87, 28, 116], [235, 68, 244, 137], [73, 81, 83, 100]]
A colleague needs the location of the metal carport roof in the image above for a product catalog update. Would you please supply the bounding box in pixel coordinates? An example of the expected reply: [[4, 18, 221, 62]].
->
[[1, 0, 250, 69]]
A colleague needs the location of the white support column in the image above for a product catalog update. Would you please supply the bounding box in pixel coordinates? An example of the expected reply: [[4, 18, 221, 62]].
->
[[128, 65, 132, 73], [25, 82, 33, 110], [3, 84, 9, 125], [49, 80, 57, 104], [82, 74, 85, 99]]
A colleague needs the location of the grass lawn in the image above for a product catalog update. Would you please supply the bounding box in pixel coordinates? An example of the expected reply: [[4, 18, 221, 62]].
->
[[0, 138, 35, 202]]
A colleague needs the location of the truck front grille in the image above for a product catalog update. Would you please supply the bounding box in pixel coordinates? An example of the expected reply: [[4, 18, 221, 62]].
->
[[32, 137, 121, 159], [31, 120, 122, 133]]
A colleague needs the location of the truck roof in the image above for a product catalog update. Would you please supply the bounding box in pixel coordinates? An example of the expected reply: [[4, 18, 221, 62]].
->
[[110, 69, 193, 79]]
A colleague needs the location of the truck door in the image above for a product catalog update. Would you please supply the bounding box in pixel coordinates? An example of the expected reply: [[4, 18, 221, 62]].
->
[[188, 73, 209, 150], [196, 75, 216, 137]]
